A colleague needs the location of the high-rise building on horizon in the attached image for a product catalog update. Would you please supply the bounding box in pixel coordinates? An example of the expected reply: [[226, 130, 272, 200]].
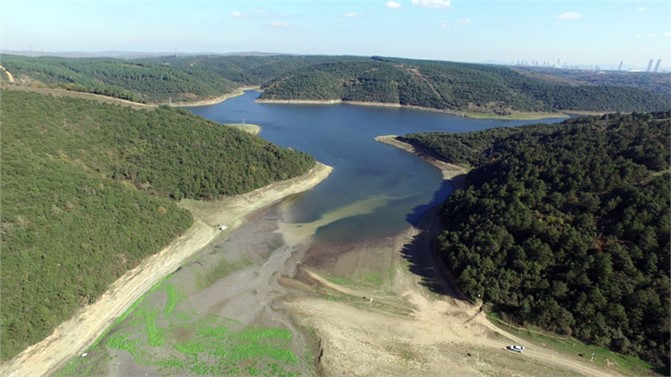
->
[[653, 59, 661, 73], [646, 59, 653, 72], [618, 61, 623, 71]]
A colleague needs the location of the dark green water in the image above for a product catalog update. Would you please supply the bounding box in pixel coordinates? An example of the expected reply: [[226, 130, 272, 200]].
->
[[190, 91, 563, 243]]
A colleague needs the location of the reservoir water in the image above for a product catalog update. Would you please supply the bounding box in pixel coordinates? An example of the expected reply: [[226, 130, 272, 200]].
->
[[61, 92, 568, 376], [191, 91, 564, 244]]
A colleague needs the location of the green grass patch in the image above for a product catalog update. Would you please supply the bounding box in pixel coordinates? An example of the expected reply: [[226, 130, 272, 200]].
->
[[196, 257, 252, 289], [141, 309, 166, 347], [362, 264, 397, 288], [323, 274, 358, 287], [163, 284, 184, 316], [363, 272, 383, 287], [106, 333, 140, 356], [325, 265, 395, 290], [487, 312, 658, 376], [1, 89, 315, 360], [58, 284, 306, 376]]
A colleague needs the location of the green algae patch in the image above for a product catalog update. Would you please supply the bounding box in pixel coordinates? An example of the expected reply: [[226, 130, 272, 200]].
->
[[55, 283, 305, 376]]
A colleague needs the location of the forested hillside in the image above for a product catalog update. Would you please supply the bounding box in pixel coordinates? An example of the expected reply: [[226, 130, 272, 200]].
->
[[3, 54, 669, 114], [402, 112, 670, 369], [261, 58, 671, 114], [0, 90, 314, 360], [0, 54, 367, 103], [514, 66, 671, 97]]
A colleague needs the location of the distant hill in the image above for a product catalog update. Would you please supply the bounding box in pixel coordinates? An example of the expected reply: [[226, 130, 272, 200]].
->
[[260, 57, 671, 115], [0, 54, 368, 103], [3, 54, 668, 115], [0, 90, 314, 360], [513, 66, 671, 98], [401, 111, 671, 370]]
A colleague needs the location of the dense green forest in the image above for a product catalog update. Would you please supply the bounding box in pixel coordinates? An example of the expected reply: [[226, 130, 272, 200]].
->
[[261, 58, 671, 114], [0, 54, 367, 103], [401, 112, 670, 370], [3, 54, 669, 114], [0, 90, 314, 360]]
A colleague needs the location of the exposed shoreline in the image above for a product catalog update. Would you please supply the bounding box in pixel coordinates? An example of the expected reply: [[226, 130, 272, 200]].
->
[[257, 98, 567, 120], [287, 139, 621, 377], [172, 86, 260, 107], [0, 83, 259, 109], [224, 123, 261, 135], [0, 162, 332, 377], [375, 135, 469, 185]]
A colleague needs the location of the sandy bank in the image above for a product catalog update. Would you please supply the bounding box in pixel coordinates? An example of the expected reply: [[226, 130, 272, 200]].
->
[[0, 65, 15, 83], [172, 86, 259, 107], [256, 98, 343, 105], [256, 98, 566, 120], [0, 162, 332, 377], [224, 123, 261, 135], [375, 135, 469, 183], [286, 218, 621, 377]]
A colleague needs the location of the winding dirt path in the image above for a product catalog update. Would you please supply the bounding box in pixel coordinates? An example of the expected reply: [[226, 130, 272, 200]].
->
[[290, 220, 622, 377], [0, 163, 332, 377]]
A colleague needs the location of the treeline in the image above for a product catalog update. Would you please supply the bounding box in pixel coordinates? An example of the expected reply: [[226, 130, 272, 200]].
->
[[0, 90, 314, 360], [4, 54, 669, 113], [261, 58, 671, 114], [402, 112, 670, 370], [515, 66, 671, 97], [0, 55, 236, 103], [0, 54, 367, 103]]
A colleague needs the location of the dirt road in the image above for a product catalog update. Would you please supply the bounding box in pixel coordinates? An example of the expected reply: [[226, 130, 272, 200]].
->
[[285, 221, 623, 377]]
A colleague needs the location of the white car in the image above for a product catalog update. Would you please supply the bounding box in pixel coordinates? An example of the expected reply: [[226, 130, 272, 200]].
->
[[506, 345, 524, 353]]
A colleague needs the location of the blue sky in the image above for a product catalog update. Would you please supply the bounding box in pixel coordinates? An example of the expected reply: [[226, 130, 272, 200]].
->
[[2, 0, 670, 69]]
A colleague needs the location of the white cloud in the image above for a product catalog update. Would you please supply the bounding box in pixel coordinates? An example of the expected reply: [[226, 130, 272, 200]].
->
[[663, 32, 671, 37], [344, 12, 359, 18], [556, 12, 582, 21], [457, 18, 470, 25], [636, 7, 647, 12], [231, 9, 267, 19], [269, 21, 290, 28], [385, 1, 401, 9], [648, 33, 657, 38], [411, 0, 451, 8], [441, 20, 449, 28]]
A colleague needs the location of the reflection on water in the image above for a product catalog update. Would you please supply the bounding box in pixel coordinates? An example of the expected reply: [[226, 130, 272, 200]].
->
[[189, 92, 564, 245]]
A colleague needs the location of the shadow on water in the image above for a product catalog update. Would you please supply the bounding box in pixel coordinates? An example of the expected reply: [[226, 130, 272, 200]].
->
[[405, 180, 454, 226], [400, 180, 469, 301]]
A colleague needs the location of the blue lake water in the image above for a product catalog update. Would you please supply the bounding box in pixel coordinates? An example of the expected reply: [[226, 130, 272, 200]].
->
[[190, 91, 563, 243]]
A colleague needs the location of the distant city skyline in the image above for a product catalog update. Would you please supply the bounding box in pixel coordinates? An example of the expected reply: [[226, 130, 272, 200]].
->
[[2, 1, 670, 71]]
